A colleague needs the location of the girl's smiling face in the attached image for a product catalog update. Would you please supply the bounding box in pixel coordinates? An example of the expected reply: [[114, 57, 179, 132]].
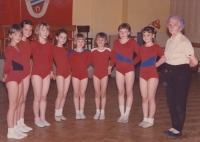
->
[[96, 37, 107, 48], [22, 24, 32, 38], [56, 32, 67, 46], [142, 31, 154, 44]]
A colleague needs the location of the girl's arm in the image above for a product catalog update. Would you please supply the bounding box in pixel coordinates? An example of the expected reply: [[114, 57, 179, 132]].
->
[[3, 47, 14, 82], [108, 50, 112, 74], [67, 50, 73, 69], [133, 48, 141, 66], [49, 45, 55, 79], [155, 55, 166, 67], [109, 42, 116, 68], [155, 45, 165, 67], [86, 50, 91, 65], [29, 41, 33, 75]]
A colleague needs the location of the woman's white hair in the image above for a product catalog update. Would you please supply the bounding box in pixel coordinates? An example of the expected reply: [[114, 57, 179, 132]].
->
[[166, 15, 185, 31]]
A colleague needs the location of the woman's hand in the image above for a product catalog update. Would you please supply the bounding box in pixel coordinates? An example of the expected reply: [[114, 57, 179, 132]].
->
[[188, 55, 198, 67]]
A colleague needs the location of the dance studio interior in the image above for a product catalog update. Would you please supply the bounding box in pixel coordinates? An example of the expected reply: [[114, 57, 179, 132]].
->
[[0, 0, 200, 141]]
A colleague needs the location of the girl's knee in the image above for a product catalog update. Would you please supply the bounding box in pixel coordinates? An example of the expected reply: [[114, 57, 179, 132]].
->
[[57, 93, 64, 99], [80, 93, 85, 98], [9, 102, 17, 110], [142, 98, 148, 103], [148, 98, 155, 104], [41, 95, 47, 101], [118, 90, 124, 96], [100, 92, 106, 98], [74, 93, 79, 98], [34, 95, 42, 102], [126, 90, 132, 96]]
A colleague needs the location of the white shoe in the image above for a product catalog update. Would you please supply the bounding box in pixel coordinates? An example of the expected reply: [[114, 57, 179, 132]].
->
[[99, 113, 105, 120], [35, 122, 45, 127], [60, 115, 67, 121], [80, 114, 86, 119], [55, 116, 62, 122], [122, 116, 129, 123], [76, 114, 81, 119], [17, 125, 29, 132], [21, 123, 33, 131], [7, 133, 24, 139], [138, 120, 148, 127], [93, 113, 100, 119], [14, 126, 27, 137], [117, 116, 124, 122], [42, 121, 50, 126], [142, 122, 154, 128]]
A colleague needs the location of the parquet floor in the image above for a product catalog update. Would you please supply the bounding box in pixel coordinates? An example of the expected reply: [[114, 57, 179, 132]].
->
[[0, 73, 200, 142]]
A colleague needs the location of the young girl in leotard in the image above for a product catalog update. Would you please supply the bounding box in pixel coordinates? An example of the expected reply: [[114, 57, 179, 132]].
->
[[3, 24, 26, 139], [134, 26, 165, 128], [90, 32, 111, 120], [30, 22, 54, 127], [109, 23, 139, 123], [17, 20, 33, 132], [52, 29, 71, 121], [68, 33, 90, 119]]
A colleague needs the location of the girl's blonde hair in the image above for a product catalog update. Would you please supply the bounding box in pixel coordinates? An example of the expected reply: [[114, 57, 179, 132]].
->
[[34, 22, 50, 40], [74, 33, 85, 48], [7, 24, 22, 44]]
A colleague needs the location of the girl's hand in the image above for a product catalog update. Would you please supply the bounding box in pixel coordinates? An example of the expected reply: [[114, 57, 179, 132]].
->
[[108, 66, 112, 75], [2, 74, 7, 82], [50, 71, 55, 80]]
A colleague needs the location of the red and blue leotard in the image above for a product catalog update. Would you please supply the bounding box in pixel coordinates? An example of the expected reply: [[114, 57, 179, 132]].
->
[[30, 40, 53, 79], [134, 44, 164, 81], [18, 40, 31, 78], [110, 38, 139, 75], [67, 49, 90, 80], [4, 46, 24, 84], [52, 46, 71, 78], [90, 47, 111, 79]]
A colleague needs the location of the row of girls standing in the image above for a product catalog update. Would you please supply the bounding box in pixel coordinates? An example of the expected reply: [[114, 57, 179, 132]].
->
[[3, 21, 165, 140]]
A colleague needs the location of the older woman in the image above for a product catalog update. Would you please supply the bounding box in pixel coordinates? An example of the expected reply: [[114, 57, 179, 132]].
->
[[163, 15, 198, 138]]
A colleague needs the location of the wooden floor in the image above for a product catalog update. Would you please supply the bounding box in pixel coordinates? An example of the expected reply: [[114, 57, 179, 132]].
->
[[0, 73, 200, 142]]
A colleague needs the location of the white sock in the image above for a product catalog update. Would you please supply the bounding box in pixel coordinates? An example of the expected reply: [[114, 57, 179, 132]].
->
[[20, 118, 24, 124], [100, 110, 104, 114], [143, 118, 148, 122], [8, 128, 15, 134], [96, 109, 100, 114], [124, 107, 131, 117], [148, 118, 154, 124], [80, 110, 84, 115], [119, 106, 125, 116], [76, 110, 80, 115], [59, 109, 63, 116], [55, 109, 60, 116], [17, 120, 22, 127]]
